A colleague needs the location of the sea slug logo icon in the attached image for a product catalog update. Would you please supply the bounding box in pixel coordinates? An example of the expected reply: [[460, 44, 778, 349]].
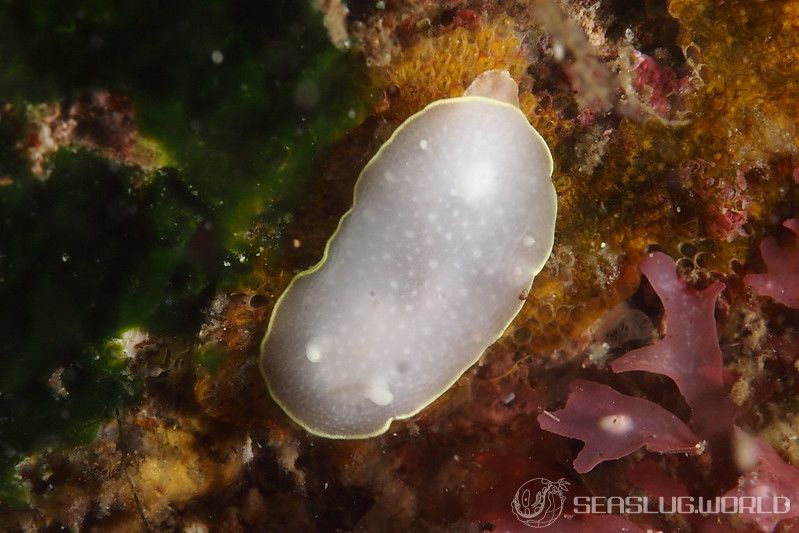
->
[[511, 477, 570, 528]]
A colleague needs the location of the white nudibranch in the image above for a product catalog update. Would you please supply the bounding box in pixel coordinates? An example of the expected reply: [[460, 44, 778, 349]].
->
[[260, 70, 556, 438]]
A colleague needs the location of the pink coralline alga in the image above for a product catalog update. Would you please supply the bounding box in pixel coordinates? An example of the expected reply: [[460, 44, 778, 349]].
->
[[723, 429, 799, 532], [632, 51, 685, 117], [744, 219, 799, 309], [712, 170, 750, 241], [611, 251, 736, 437], [537, 380, 701, 473], [678, 160, 750, 241]]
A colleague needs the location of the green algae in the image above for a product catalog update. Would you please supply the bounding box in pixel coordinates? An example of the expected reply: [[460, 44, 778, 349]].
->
[[0, 149, 216, 503], [196, 344, 225, 376], [0, 0, 370, 256], [0, 0, 370, 503]]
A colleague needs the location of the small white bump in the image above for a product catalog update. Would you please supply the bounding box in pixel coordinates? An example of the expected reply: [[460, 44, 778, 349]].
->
[[419, 139, 429, 150], [599, 414, 634, 434], [305, 340, 323, 363], [523, 235, 536, 247], [366, 380, 394, 406]]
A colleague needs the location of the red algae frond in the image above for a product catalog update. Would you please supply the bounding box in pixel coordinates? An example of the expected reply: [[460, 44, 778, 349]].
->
[[745, 219, 799, 309], [611, 251, 736, 437], [537, 379, 701, 474]]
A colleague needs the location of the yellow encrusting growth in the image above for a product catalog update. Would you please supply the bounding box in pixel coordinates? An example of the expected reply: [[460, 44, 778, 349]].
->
[[376, 15, 538, 122], [669, 0, 799, 163]]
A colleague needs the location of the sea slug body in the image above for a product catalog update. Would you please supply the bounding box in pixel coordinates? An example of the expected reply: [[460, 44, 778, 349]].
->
[[260, 70, 556, 438]]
